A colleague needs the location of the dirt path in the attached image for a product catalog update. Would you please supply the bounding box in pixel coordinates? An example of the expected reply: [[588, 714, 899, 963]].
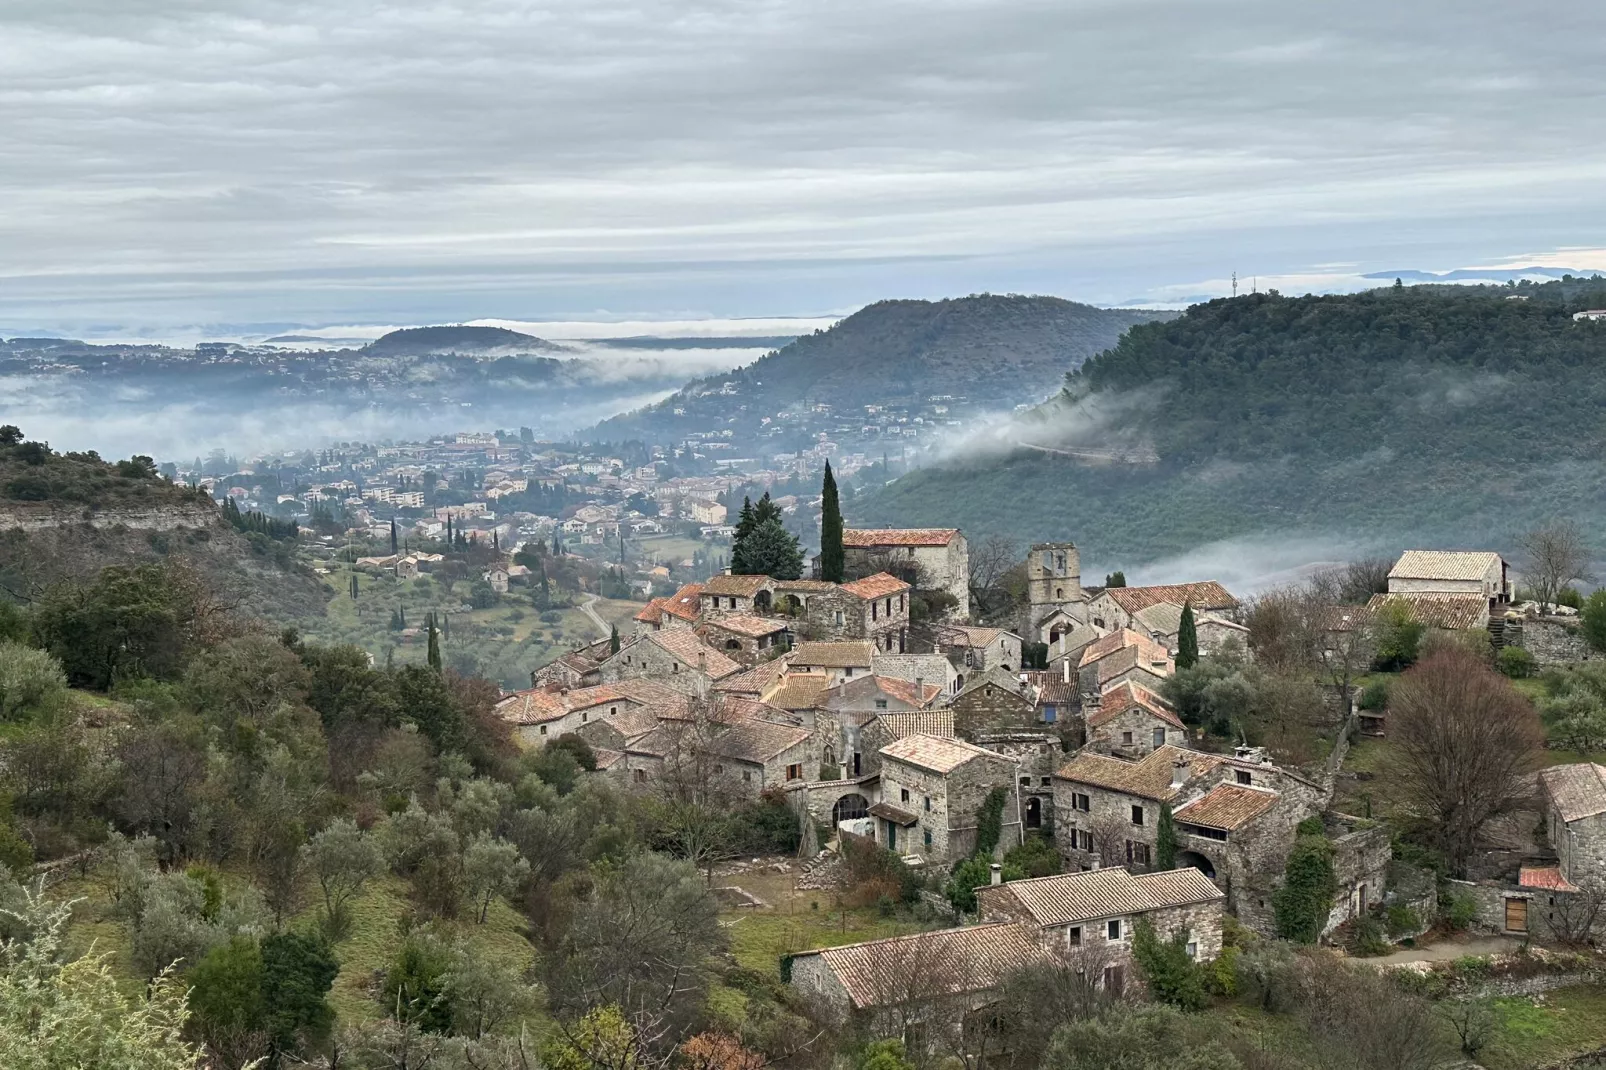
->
[[1362, 935, 1523, 966], [578, 593, 611, 639]]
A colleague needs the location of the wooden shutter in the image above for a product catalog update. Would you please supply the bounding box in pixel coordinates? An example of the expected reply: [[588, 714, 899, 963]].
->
[[1504, 897, 1528, 933]]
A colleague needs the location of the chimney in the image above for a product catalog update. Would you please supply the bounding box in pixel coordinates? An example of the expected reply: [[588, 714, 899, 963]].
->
[[1089, 858, 1100, 871], [698, 651, 707, 673], [915, 677, 924, 703], [989, 863, 1002, 886], [1171, 759, 1189, 787], [530, 670, 539, 689], [1062, 656, 1071, 684]]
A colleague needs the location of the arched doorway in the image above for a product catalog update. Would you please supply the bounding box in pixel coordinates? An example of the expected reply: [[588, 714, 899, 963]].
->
[[1025, 797, 1042, 830], [724, 639, 741, 651], [754, 590, 773, 612], [1177, 850, 1216, 880], [832, 793, 870, 825]]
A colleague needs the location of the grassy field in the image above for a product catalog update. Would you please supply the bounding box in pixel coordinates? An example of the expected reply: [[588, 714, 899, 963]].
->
[[299, 565, 643, 689]]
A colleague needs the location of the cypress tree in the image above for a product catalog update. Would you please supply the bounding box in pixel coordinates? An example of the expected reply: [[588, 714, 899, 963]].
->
[[398, 606, 406, 629], [609, 624, 620, 654], [1156, 802, 1178, 870], [350, 574, 359, 600], [819, 461, 844, 583], [1176, 601, 1199, 670], [390, 519, 398, 555], [731, 497, 757, 574], [426, 613, 441, 672]]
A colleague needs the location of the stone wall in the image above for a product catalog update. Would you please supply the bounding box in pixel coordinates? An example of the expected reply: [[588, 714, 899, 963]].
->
[[1519, 619, 1602, 665], [1451, 879, 1606, 944], [880, 752, 1020, 863], [1322, 822, 1393, 937], [952, 683, 1036, 738]]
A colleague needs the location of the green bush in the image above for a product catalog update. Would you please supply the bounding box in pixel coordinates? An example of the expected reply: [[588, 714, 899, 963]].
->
[[1004, 834, 1062, 878], [1558, 587, 1585, 610], [1349, 915, 1390, 956], [1496, 646, 1536, 679], [1131, 919, 1208, 1010], [1274, 830, 1337, 943], [1385, 903, 1420, 937], [1358, 679, 1391, 711], [1442, 891, 1478, 932], [1205, 945, 1239, 997]]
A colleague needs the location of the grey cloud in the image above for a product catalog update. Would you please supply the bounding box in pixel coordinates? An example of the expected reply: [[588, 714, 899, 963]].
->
[[2, 0, 1605, 333]]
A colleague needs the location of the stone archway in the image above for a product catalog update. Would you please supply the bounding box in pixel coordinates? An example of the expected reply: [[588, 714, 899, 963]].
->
[[754, 589, 773, 612], [1025, 796, 1042, 830], [832, 793, 870, 825], [1177, 850, 1217, 880]]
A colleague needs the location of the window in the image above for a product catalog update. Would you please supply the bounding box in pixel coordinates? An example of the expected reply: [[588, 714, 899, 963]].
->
[[1121, 731, 1133, 745], [834, 610, 845, 626], [844, 666, 854, 677], [875, 699, 888, 710], [899, 594, 905, 611], [672, 662, 679, 673], [923, 829, 932, 848], [923, 796, 931, 812], [1043, 704, 1057, 723], [1078, 830, 1094, 851], [1107, 919, 1122, 940], [1040, 777, 1051, 786], [1186, 941, 1198, 959], [609, 706, 618, 716], [539, 725, 548, 736], [1056, 587, 1064, 599], [634, 769, 647, 783], [582, 711, 589, 722], [729, 596, 737, 609], [1127, 841, 1151, 866], [1153, 727, 1165, 748], [1067, 926, 1082, 947], [1072, 793, 1091, 812], [786, 763, 803, 780], [1131, 805, 1145, 826], [743, 770, 752, 782], [715, 763, 724, 773], [1236, 770, 1252, 785], [871, 603, 878, 621], [1020, 777, 1031, 786], [1102, 965, 1125, 996], [901, 788, 911, 803]]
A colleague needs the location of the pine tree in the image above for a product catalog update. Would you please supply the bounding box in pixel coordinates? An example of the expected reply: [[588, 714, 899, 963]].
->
[[1156, 802, 1178, 871], [609, 625, 620, 655], [426, 613, 441, 672], [819, 461, 845, 583], [1176, 601, 1199, 670], [738, 518, 805, 580], [1104, 571, 1127, 588], [731, 497, 757, 573], [390, 520, 398, 555]]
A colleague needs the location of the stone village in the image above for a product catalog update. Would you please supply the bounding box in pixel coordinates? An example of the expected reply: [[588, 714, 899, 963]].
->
[[498, 529, 1606, 1037]]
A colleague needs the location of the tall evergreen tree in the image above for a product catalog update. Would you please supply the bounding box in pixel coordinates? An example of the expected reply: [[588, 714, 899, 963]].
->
[[389, 519, 398, 555], [1156, 802, 1178, 871], [349, 574, 359, 600], [819, 461, 844, 583], [1176, 601, 1199, 670], [1104, 571, 1127, 588], [609, 625, 620, 655], [738, 518, 805, 580], [426, 613, 441, 672], [730, 497, 757, 573]]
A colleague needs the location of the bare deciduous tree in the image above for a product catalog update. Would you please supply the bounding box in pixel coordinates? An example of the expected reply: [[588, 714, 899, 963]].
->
[[1389, 648, 1545, 876], [967, 536, 1021, 623], [1519, 520, 1592, 614], [1543, 879, 1605, 947], [1088, 815, 1129, 870]]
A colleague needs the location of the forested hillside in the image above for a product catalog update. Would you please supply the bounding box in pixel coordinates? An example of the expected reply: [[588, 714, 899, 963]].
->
[[855, 278, 1606, 563], [594, 295, 1173, 441]]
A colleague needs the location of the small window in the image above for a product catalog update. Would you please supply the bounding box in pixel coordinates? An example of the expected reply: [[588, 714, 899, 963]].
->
[[1131, 805, 1144, 826], [634, 769, 647, 783], [1236, 770, 1252, 785], [1020, 776, 1031, 786], [923, 829, 932, 848], [901, 788, 911, 803], [1074, 793, 1091, 812], [786, 763, 803, 781], [1044, 704, 1057, 723], [1056, 587, 1064, 599], [1107, 919, 1122, 940], [875, 699, 888, 710], [743, 770, 752, 782], [1078, 830, 1093, 851], [582, 711, 589, 722], [871, 603, 878, 621], [1121, 731, 1133, 745], [1040, 777, 1051, 786], [539, 725, 548, 736], [923, 796, 931, 811], [1186, 941, 1198, 959], [609, 706, 618, 715], [672, 662, 679, 673], [1153, 727, 1165, 748], [1067, 926, 1082, 947]]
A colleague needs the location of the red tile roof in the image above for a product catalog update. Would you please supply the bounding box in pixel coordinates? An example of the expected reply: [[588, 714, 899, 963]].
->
[[1172, 783, 1279, 830], [842, 528, 960, 548], [702, 574, 772, 597], [1089, 681, 1185, 730], [841, 572, 912, 600], [645, 629, 741, 678], [1519, 865, 1579, 892], [800, 924, 1049, 1010], [701, 614, 789, 639], [1102, 582, 1238, 615], [874, 675, 944, 708], [661, 583, 704, 621]]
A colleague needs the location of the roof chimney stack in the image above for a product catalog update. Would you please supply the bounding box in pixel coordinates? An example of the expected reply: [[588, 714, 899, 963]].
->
[[1171, 759, 1189, 787], [1062, 655, 1071, 684], [989, 863, 1002, 886]]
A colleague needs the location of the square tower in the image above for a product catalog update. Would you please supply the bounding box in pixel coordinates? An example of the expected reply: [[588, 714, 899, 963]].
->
[[1028, 541, 1086, 632]]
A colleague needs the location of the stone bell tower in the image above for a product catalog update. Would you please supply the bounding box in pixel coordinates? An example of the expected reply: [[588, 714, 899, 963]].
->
[[1027, 541, 1087, 636]]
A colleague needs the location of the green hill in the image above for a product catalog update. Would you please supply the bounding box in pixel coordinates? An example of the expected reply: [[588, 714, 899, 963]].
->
[[594, 295, 1174, 441], [364, 325, 564, 355], [853, 278, 1606, 564]]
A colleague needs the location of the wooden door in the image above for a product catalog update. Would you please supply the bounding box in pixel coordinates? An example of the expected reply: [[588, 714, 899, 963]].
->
[[1505, 897, 1528, 933]]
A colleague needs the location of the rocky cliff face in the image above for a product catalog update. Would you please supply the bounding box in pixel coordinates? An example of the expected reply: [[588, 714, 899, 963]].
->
[[0, 501, 220, 533]]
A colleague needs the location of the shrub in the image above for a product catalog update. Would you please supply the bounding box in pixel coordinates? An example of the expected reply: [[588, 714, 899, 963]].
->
[[1442, 891, 1477, 932], [1205, 945, 1239, 997], [1349, 915, 1390, 956], [1358, 678, 1391, 711], [1274, 831, 1337, 943], [1004, 834, 1062, 878], [1386, 903, 1420, 937], [1131, 919, 1208, 1010], [944, 856, 1022, 914], [1496, 646, 1536, 679]]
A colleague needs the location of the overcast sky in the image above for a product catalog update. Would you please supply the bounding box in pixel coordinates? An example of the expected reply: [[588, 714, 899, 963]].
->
[[4, 0, 1605, 338]]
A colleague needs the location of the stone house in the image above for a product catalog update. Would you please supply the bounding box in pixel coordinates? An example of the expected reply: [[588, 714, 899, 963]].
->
[[1539, 763, 1606, 887], [1043, 619, 1103, 671], [936, 626, 1025, 676], [977, 866, 1226, 988], [597, 629, 741, 695], [632, 582, 703, 635], [873, 734, 1021, 861], [1387, 549, 1512, 607], [848, 706, 955, 780], [528, 636, 613, 690], [839, 573, 913, 653], [841, 528, 971, 620], [872, 652, 962, 696], [707, 720, 815, 797], [790, 641, 875, 686], [1020, 666, 1078, 734], [825, 677, 946, 780], [1363, 591, 1493, 633], [700, 574, 776, 618], [949, 668, 1038, 738], [696, 614, 791, 666], [495, 683, 649, 748], [788, 923, 1051, 1032], [1088, 583, 1239, 634], [1083, 682, 1186, 759], [484, 566, 510, 594], [1077, 630, 1174, 698], [1128, 601, 1248, 656], [1053, 744, 1330, 932]]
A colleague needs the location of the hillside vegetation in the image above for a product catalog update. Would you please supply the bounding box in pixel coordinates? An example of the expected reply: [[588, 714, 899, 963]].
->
[[855, 279, 1606, 563], [363, 325, 566, 355], [596, 295, 1173, 440]]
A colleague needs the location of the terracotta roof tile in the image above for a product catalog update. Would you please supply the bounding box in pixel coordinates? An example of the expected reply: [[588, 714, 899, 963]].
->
[[1089, 682, 1185, 730], [1173, 783, 1280, 830], [1364, 592, 1488, 630], [661, 583, 704, 621], [1520, 865, 1579, 892], [1055, 745, 1224, 801], [645, 629, 742, 678], [1389, 550, 1502, 582], [1540, 763, 1606, 822], [792, 641, 875, 668], [716, 657, 793, 695], [868, 801, 920, 826], [701, 614, 790, 639], [1078, 629, 1173, 671], [802, 924, 1049, 1010], [874, 675, 943, 708], [703, 574, 772, 597], [880, 734, 1011, 775], [841, 573, 912, 600], [874, 710, 956, 740], [1102, 582, 1238, 615], [709, 720, 812, 763], [765, 674, 833, 710], [980, 866, 1222, 926], [634, 599, 667, 624], [842, 528, 960, 548]]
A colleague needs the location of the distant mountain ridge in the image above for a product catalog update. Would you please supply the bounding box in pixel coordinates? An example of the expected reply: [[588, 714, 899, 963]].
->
[[853, 277, 1606, 565], [594, 295, 1174, 441]]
